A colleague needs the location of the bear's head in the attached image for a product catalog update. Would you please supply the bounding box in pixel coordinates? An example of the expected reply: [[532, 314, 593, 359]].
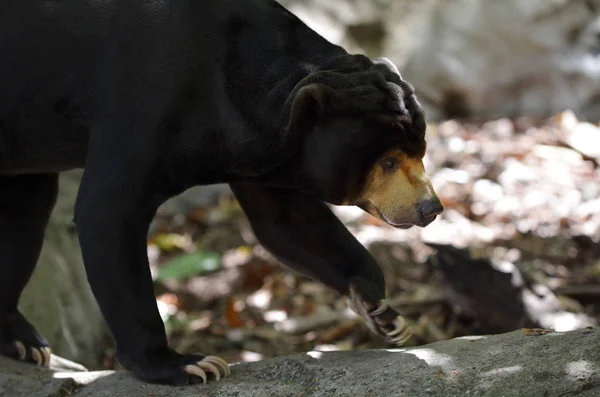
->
[[272, 55, 443, 228]]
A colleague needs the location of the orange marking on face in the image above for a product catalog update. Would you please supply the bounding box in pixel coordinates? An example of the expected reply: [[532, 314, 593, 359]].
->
[[399, 157, 425, 188], [350, 148, 439, 225]]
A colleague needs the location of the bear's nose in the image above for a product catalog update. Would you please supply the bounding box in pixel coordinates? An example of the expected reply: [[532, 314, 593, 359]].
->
[[417, 197, 443, 226]]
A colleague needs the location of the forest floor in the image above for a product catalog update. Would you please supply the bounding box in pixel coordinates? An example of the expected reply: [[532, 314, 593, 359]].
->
[[98, 111, 600, 370]]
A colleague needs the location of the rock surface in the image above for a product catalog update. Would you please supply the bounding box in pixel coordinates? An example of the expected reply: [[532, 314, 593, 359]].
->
[[18, 170, 108, 368], [279, 0, 600, 121], [2, 327, 598, 397]]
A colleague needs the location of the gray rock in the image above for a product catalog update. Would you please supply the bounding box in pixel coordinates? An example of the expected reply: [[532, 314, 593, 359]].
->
[[2, 327, 599, 397], [18, 170, 109, 368], [399, 0, 600, 121], [156, 184, 232, 217], [280, 0, 600, 121]]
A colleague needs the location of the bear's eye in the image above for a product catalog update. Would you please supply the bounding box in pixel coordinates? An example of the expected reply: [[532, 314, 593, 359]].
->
[[381, 157, 398, 171]]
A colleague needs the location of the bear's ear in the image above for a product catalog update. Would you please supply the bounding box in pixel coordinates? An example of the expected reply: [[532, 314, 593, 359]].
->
[[293, 84, 330, 118], [286, 83, 331, 133]]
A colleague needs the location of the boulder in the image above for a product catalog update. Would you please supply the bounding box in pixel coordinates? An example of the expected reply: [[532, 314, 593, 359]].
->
[[279, 0, 600, 121], [2, 327, 599, 397], [18, 171, 108, 368]]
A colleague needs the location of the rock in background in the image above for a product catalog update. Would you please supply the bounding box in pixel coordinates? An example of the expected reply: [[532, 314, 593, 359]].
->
[[279, 0, 600, 121], [18, 171, 108, 368]]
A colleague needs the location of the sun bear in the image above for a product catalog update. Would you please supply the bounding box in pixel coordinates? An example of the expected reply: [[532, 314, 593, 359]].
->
[[0, 0, 442, 385]]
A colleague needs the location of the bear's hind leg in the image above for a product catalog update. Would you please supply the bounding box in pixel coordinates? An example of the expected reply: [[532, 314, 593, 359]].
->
[[0, 173, 58, 366]]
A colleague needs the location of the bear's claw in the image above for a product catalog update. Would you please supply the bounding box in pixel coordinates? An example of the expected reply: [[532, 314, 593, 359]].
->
[[368, 300, 413, 346], [368, 300, 389, 316], [383, 315, 412, 345], [348, 284, 413, 346], [13, 341, 51, 367], [184, 356, 230, 383]]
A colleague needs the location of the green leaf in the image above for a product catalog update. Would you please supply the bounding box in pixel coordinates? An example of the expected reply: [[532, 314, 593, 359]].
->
[[155, 250, 221, 281], [152, 233, 192, 252]]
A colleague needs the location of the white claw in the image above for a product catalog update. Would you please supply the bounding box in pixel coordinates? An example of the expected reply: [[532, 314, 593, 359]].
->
[[386, 316, 407, 336], [386, 316, 412, 346], [184, 364, 207, 384], [198, 361, 220, 381], [347, 286, 369, 315], [31, 348, 43, 366], [394, 336, 411, 346], [368, 300, 389, 317], [41, 347, 52, 367], [204, 356, 231, 377], [14, 341, 26, 360], [390, 328, 412, 345]]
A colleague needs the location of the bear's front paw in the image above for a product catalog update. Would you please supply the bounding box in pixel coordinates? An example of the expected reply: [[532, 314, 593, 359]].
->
[[348, 284, 413, 346], [367, 300, 413, 346], [120, 348, 231, 385]]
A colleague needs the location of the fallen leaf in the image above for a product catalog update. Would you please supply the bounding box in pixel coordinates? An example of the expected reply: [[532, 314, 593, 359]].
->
[[155, 250, 221, 281], [522, 328, 554, 336]]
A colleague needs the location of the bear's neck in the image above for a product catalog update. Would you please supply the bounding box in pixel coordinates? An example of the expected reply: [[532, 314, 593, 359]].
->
[[215, 2, 346, 178]]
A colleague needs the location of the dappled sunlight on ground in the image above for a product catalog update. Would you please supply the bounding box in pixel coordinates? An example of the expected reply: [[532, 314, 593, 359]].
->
[[402, 348, 455, 371], [306, 351, 324, 359], [480, 365, 523, 378], [565, 360, 597, 382], [454, 335, 486, 341]]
